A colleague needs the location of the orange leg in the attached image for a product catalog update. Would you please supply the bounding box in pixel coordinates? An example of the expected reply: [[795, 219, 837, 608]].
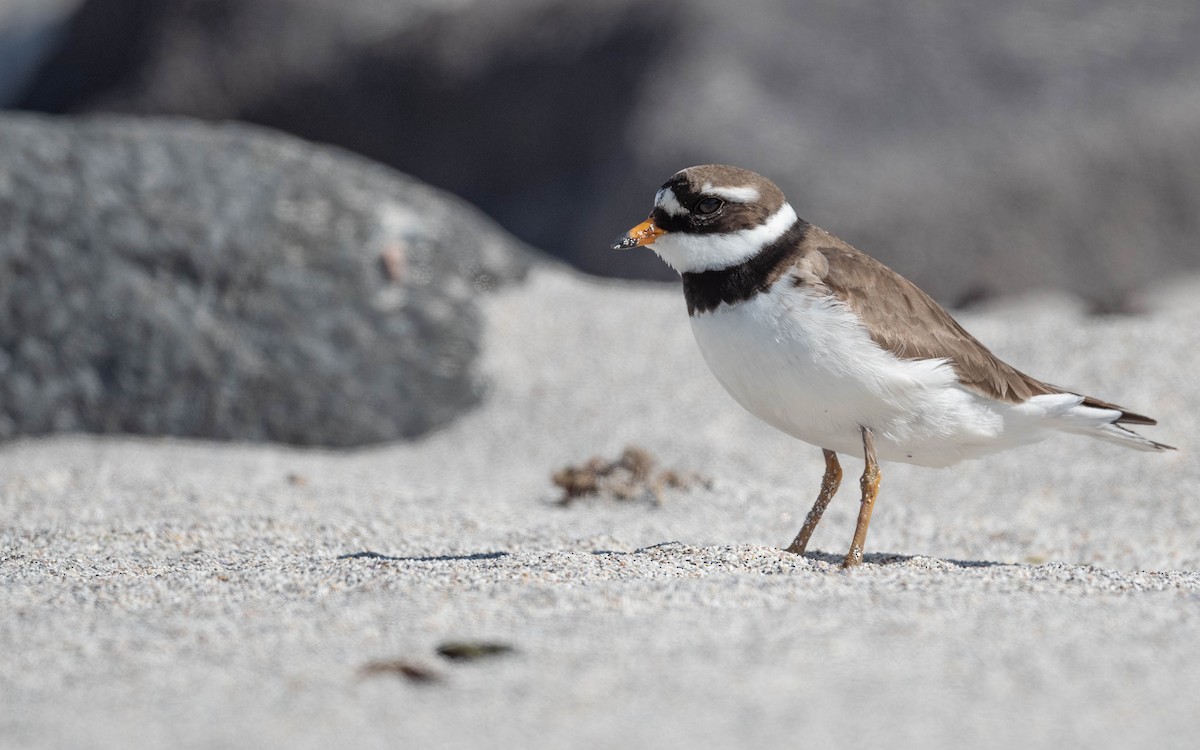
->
[[842, 427, 881, 568], [784, 449, 842, 555]]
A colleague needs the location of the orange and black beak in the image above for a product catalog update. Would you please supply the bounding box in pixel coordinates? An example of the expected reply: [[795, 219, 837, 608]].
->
[[611, 218, 666, 250]]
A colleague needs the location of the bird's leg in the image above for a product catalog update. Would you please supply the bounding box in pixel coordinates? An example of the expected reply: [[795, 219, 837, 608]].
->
[[843, 427, 881, 568], [784, 449, 841, 555]]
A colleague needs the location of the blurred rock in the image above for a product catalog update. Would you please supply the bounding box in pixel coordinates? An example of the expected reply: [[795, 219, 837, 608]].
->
[[13, 0, 1200, 306], [0, 0, 80, 105], [0, 114, 537, 446], [13, 0, 677, 280]]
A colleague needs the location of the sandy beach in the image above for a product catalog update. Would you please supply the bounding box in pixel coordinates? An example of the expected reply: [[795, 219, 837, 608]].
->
[[3, 268, 1198, 749]]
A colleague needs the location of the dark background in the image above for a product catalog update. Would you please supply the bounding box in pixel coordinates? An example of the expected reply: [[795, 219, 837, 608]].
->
[[5, 0, 1200, 310]]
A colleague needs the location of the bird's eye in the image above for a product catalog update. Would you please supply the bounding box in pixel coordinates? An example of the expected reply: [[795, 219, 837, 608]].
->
[[695, 197, 723, 215]]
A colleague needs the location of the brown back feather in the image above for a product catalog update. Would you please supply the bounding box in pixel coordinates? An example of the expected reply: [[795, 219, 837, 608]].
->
[[776, 224, 1151, 426], [797, 229, 1060, 405]]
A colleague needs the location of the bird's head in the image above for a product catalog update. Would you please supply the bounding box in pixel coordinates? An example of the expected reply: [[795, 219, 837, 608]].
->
[[612, 164, 798, 274]]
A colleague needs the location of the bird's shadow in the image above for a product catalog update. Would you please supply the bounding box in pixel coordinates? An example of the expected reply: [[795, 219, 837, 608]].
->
[[797, 549, 1011, 569], [594, 545, 1011, 569], [336, 550, 510, 562]]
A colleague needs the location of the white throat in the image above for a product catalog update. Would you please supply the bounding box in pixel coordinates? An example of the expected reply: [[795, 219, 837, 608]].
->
[[650, 203, 799, 274]]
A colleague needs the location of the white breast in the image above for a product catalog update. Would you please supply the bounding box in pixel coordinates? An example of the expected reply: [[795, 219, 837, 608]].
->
[[688, 281, 1031, 467]]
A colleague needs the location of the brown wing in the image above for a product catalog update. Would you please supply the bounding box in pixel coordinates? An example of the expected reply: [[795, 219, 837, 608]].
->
[[794, 228, 1152, 425]]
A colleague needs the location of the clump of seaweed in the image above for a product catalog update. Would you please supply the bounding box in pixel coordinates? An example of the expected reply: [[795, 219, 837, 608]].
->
[[551, 445, 711, 506]]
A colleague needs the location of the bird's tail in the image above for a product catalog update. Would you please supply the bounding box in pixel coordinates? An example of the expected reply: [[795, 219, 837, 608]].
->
[[1029, 393, 1176, 452]]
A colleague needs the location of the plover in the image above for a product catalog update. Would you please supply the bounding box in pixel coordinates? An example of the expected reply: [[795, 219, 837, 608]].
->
[[613, 164, 1174, 567]]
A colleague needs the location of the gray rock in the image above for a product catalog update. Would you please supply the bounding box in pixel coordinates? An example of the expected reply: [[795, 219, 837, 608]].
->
[[10, 0, 683, 281], [0, 113, 537, 446]]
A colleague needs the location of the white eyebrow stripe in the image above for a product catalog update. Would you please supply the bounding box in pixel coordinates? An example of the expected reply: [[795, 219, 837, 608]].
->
[[654, 187, 688, 216], [702, 184, 761, 203]]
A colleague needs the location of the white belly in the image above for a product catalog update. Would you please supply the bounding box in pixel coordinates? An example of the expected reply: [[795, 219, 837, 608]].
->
[[688, 283, 1021, 467]]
